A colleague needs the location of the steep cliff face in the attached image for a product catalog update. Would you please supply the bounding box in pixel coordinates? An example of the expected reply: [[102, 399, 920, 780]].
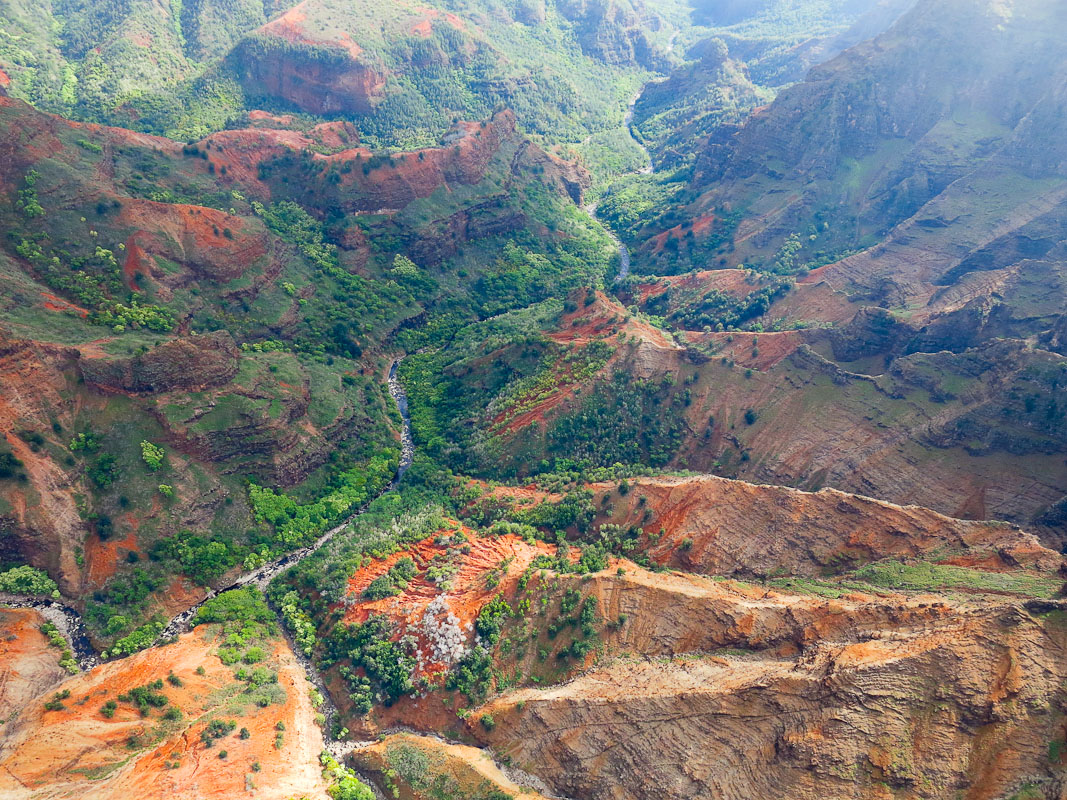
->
[[0, 330, 88, 595], [234, 34, 386, 116], [697, 0, 1066, 186], [431, 477, 1067, 800], [661, 0, 1067, 277], [422, 290, 1067, 537], [293, 472, 1066, 800], [475, 605, 1067, 800], [557, 0, 666, 69], [79, 331, 240, 394], [589, 474, 1060, 578]]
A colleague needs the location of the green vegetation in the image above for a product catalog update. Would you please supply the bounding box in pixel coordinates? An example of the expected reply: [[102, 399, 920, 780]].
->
[[192, 586, 275, 627], [140, 440, 165, 470], [44, 689, 71, 711], [249, 451, 398, 548], [642, 276, 792, 331], [190, 588, 287, 707], [109, 621, 165, 656], [17, 171, 45, 218], [850, 560, 1064, 598], [321, 751, 375, 800], [40, 621, 79, 673], [200, 718, 236, 747], [276, 590, 317, 656], [362, 557, 417, 600], [0, 565, 58, 596], [117, 680, 169, 716], [322, 615, 415, 713], [379, 739, 516, 800]]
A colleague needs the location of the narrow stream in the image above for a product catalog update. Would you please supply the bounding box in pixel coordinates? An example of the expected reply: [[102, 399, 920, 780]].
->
[[158, 357, 414, 638], [586, 87, 654, 282], [1, 73, 658, 788], [0, 592, 99, 669]]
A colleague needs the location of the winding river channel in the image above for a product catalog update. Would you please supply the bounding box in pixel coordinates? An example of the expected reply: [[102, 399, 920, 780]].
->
[[1, 74, 659, 792], [1, 358, 414, 674], [586, 89, 655, 283]]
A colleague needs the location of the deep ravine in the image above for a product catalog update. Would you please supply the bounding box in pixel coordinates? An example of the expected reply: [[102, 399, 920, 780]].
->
[[586, 87, 655, 282], [157, 356, 414, 637], [1, 357, 414, 668]]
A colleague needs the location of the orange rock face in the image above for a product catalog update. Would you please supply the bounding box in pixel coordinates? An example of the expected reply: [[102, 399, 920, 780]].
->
[[592, 474, 1063, 578], [473, 600, 1067, 800], [0, 609, 70, 717], [0, 624, 328, 800]]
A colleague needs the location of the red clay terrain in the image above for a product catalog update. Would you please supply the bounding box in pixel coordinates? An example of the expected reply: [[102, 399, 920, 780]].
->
[[0, 619, 328, 800], [310, 476, 1067, 800], [472, 596, 1067, 800], [342, 527, 557, 683], [0, 609, 71, 717], [589, 474, 1063, 579], [549, 290, 679, 351]]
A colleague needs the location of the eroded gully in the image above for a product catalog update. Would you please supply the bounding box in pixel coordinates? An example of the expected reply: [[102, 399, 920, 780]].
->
[[584, 88, 655, 283]]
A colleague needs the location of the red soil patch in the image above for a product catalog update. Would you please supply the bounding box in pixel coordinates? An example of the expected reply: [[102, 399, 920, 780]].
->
[[342, 530, 556, 681], [198, 127, 314, 191], [316, 113, 510, 200], [766, 280, 856, 326], [0, 96, 65, 161], [117, 199, 267, 281], [650, 214, 718, 254], [481, 483, 562, 507], [592, 475, 1063, 579], [635, 269, 755, 304], [337, 32, 363, 58], [0, 68, 10, 89], [40, 292, 89, 317], [411, 7, 467, 36], [549, 291, 677, 350], [0, 628, 328, 800], [309, 120, 359, 150], [261, 2, 362, 58], [122, 234, 153, 290], [74, 337, 119, 359], [198, 111, 509, 211], [410, 16, 435, 36], [157, 575, 210, 618], [248, 110, 296, 126], [489, 292, 682, 435], [84, 529, 139, 588]]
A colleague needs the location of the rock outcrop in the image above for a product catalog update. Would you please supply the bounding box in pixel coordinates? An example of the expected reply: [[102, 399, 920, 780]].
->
[[79, 332, 240, 394], [475, 603, 1067, 800], [234, 34, 386, 115], [591, 474, 1062, 578]]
